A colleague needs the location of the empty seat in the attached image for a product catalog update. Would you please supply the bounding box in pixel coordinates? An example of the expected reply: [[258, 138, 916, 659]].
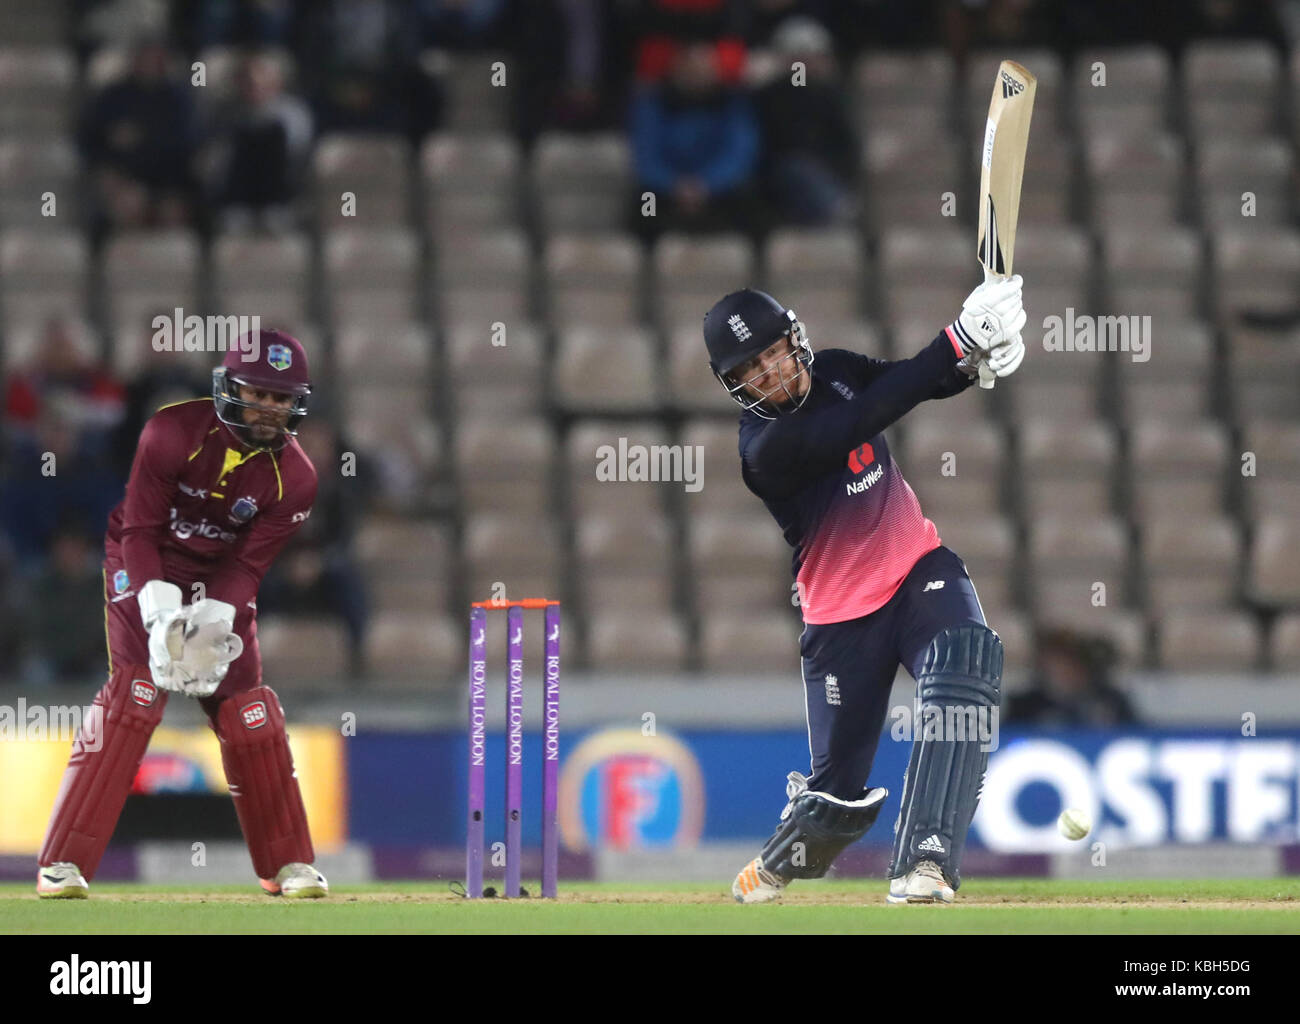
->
[[1138, 516, 1242, 613], [446, 320, 545, 415], [669, 324, 728, 410], [1194, 136, 1293, 228], [552, 326, 660, 412], [931, 519, 1017, 611], [1271, 612, 1300, 671], [0, 316, 98, 373], [442, 52, 512, 131], [1101, 226, 1203, 321], [1184, 40, 1282, 139], [1072, 46, 1171, 137], [1085, 133, 1186, 227], [1224, 321, 1300, 422], [212, 233, 311, 325], [584, 609, 689, 671], [342, 387, 443, 507], [574, 510, 676, 610], [0, 47, 74, 138], [1012, 224, 1091, 315], [897, 420, 1005, 519], [334, 322, 432, 384], [322, 228, 421, 324], [852, 50, 954, 137], [1240, 420, 1300, 521], [878, 226, 972, 329], [462, 514, 562, 606], [689, 513, 792, 613], [531, 133, 630, 235], [1114, 318, 1213, 423], [863, 131, 964, 235], [699, 609, 802, 671], [566, 419, 676, 515], [1214, 229, 1300, 321], [653, 232, 754, 331], [421, 132, 521, 238], [543, 233, 644, 326], [1017, 421, 1118, 518], [1156, 610, 1262, 671], [1126, 420, 1230, 520], [455, 415, 557, 517], [0, 138, 78, 227], [764, 228, 866, 324], [1025, 515, 1132, 615], [432, 228, 532, 325], [363, 611, 462, 684], [0, 228, 88, 324], [102, 230, 201, 327], [678, 418, 755, 515], [1247, 518, 1300, 607], [313, 134, 412, 227], [353, 515, 453, 612], [257, 617, 351, 681], [1027, 608, 1149, 669]]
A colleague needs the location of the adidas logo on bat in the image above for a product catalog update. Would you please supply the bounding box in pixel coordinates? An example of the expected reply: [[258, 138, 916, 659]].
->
[[1000, 71, 1025, 98]]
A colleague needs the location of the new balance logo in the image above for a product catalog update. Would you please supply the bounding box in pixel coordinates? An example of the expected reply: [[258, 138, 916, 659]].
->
[[922, 580, 945, 592], [728, 314, 751, 342], [824, 674, 841, 706], [918, 834, 946, 854], [1000, 70, 1025, 98]]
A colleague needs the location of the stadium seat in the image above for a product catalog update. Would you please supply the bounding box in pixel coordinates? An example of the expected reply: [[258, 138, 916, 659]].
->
[[342, 386, 443, 507], [432, 227, 532, 325], [897, 420, 1005, 519], [421, 132, 522, 239], [363, 611, 462, 686], [334, 322, 432, 384], [0, 228, 88, 325], [863, 131, 964, 234], [212, 233, 312, 326], [583, 609, 689, 672], [1072, 46, 1171, 138], [653, 232, 754, 331], [1113, 318, 1214, 424], [463, 514, 562, 607], [543, 233, 644, 326], [1271, 613, 1300, 671], [455, 415, 557, 517], [442, 52, 513, 131], [1017, 420, 1118, 518], [0, 47, 74, 138], [852, 49, 954, 138], [102, 230, 201, 328], [689, 513, 792, 613], [1126, 420, 1230, 520], [1085, 133, 1186, 228], [764, 228, 867, 324], [1184, 40, 1282, 139], [322, 227, 421, 325], [553, 326, 661, 413], [1239, 420, 1300, 521], [313, 134, 413, 228], [1137, 516, 1242, 613], [1157, 610, 1262, 672], [446, 320, 546, 415], [1247, 518, 1300, 607], [574, 510, 676, 611], [0, 138, 78, 227], [1224, 320, 1300, 422], [878, 226, 971, 329], [1025, 515, 1132, 615], [1101, 227, 1204, 322], [530, 133, 631, 235], [565, 419, 676, 515], [1194, 136, 1293, 228], [678, 419, 755, 516], [256, 617, 351, 685], [699, 609, 802, 672]]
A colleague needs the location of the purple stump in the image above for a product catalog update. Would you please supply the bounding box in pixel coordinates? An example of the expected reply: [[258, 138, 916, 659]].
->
[[542, 603, 561, 898], [505, 604, 524, 898], [466, 606, 487, 898]]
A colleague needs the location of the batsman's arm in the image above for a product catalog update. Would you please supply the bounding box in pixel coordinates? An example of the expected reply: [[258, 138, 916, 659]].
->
[[743, 333, 972, 499]]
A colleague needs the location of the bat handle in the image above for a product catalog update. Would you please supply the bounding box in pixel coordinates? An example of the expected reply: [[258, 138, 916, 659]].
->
[[978, 266, 998, 389]]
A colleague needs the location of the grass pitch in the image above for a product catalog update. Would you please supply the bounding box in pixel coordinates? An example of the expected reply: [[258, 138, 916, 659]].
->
[[4, 878, 1299, 934]]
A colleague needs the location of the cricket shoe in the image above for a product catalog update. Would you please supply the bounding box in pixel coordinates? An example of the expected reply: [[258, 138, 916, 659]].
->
[[260, 862, 329, 899], [37, 862, 89, 899], [886, 859, 954, 905], [731, 857, 788, 904]]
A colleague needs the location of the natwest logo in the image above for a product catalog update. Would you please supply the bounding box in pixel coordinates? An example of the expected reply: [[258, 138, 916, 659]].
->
[[846, 464, 884, 496], [847, 442, 875, 475], [240, 701, 268, 729]]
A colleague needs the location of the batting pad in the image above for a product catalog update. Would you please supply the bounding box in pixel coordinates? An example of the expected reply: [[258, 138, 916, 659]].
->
[[215, 686, 314, 880], [40, 665, 168, 879], [888, 625, 1003, 888]]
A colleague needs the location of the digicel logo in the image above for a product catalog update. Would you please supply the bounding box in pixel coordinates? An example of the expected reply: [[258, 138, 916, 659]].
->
[[847, 442, 875, 475]]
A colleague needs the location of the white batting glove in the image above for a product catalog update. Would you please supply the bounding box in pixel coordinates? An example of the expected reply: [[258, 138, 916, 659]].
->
[[986, 332, 1026, 378], [951, 274, 1026, 356]]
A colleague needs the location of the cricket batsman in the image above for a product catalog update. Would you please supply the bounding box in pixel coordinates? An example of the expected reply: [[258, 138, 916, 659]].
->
[[705, 279, 1026, 903], [36, 329, 329, 899]]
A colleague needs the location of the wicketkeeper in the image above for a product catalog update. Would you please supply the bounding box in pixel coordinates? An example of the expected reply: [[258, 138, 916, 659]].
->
[[704, 279, 1025, 903], [37, 330, 329, 899]]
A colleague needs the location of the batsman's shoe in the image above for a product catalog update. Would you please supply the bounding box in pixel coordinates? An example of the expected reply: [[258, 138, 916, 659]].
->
[[262, 862, 329, 899], [37, 862, 89, 899], [731, 856, 788, 904], [886, 859, 954, 905]]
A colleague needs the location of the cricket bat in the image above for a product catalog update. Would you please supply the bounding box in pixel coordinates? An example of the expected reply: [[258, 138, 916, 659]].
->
[[975, 59, 1037, 389]]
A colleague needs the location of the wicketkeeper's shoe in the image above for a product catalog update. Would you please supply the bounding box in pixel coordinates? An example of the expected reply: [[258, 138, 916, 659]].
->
[[36, 862, 89, 899], [261, 862, 329, 899], [731, 856, 788, 904], [886, 859, 954, 905]]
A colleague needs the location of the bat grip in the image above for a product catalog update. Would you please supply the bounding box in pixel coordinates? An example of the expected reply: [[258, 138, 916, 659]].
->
[[978, 266, 998, 389]]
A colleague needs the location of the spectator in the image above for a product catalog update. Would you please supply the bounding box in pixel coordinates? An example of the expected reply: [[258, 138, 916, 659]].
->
[[629, 0, 746, 83], [629, 40, 762, 240], [202, 51, 314, 233], [18, 520, 108, 686], [183, 0, 298, 50], [257, 418, 371, 676], [4, 318, 126, 466], [757, 17, 860, 227], [1006, 627, 1140, 726], [78, 37, 200, 233]]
